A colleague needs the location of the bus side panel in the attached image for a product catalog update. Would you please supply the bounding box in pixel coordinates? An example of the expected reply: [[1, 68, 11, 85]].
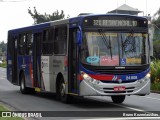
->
[[17, 56, 33, 87], [24, 56, 34, 88], [41, 56, 54, 92], [52, 56, 68, 93]]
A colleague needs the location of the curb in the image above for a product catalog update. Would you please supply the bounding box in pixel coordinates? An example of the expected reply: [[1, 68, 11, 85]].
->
[[151, 90, 160, 94]]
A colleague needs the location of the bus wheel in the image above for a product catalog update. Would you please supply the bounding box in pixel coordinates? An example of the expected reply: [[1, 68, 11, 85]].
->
[[57, 77, 72, 103], [20, 73, 28, 94], [111, 95, 126, 103]]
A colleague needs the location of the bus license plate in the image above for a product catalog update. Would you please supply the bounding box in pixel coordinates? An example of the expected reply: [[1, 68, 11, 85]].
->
[[114, 86, 126, 91]]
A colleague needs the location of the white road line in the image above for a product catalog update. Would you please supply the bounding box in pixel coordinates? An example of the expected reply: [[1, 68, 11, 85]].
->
[[110, 100, 159, 115], [110, 102, 145, 112], [88, 96, 156, 115], [91, 96, 146, 112], [143, 96, 160, 101]]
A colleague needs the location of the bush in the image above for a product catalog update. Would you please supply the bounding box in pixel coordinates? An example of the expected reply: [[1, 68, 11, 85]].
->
[[150, 60, 160, 83], [153, 40, 160, 59], [151, 83, 160, 91], [0, 60, 6, 68]]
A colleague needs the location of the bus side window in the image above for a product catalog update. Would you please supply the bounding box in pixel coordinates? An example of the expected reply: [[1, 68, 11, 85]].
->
[[26, 33, 33, 55], [18, 34, 26, 55], [53, 26, 67, 55], [7, 35, 12, 56], [42, 29, 54, 55]]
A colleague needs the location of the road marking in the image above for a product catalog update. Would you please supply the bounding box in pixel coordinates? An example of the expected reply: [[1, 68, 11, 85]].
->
[[88, 96, 157, 115], [143, 96, 160, 101], [90, 96, 146, 112], [110, 102, 145, 112]]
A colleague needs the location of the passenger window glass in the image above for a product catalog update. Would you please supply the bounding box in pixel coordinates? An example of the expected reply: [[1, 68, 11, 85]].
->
[[54, 26, 67, 55], [42, 29, 54, 55]]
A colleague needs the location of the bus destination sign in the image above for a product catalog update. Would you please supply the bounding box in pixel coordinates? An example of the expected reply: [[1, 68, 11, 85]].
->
[[93, 20, 138, 27], [83, 16, 147, 28]]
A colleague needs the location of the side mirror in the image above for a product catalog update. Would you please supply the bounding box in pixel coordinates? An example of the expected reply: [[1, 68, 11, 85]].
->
[[76, 30, 82, 44]]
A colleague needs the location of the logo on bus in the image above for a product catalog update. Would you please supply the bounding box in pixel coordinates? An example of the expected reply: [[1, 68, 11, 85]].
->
[[86, 56, 99, 63], [41, 62, 48, 68]]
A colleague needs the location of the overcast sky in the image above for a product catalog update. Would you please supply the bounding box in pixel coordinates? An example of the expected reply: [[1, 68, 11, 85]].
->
[[0, 0, 160, 42]]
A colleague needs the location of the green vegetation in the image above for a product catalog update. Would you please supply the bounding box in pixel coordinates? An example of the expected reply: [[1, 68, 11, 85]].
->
[[151, 83, 160, 91], [150, 7, 160, 91], [28, 7, 69, 24], [0, 104, 23, 120], [0, 61, 7, 68], [0, 41, 6, 55], [0, 104, 8, 111], [152, 8, 160, 59], [150, 60, 160, 91]]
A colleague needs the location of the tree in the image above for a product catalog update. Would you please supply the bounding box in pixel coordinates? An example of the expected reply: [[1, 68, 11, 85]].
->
[[0, 41, 7, 56], [152, 8, 160, 26], [28, 7, 69, 24], [0, 41, 7, 52], [152, 8, 160, 59]]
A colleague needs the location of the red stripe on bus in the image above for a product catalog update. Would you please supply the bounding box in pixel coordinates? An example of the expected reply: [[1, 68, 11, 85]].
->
[[41, 72, 45, 90], [89, 74, 114, 81], [29, 63, 34, 87], [78, 74, 83, 81]]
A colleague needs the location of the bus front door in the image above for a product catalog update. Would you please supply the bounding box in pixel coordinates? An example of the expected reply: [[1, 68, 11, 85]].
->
[[33, 33, 42, 88], [68, 29, 79, 94]]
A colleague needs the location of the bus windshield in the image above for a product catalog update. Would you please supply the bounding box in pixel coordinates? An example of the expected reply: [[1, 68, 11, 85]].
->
[[81, 31, 148, 66]]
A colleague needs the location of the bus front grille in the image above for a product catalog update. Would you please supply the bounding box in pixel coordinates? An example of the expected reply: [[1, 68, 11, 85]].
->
[[95, 69, 143, 75]]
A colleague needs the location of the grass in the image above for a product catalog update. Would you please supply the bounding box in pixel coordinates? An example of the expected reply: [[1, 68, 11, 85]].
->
[[0, 62, 6, 68], [0, 104, 24, 120], [0, 104, 8, 111]]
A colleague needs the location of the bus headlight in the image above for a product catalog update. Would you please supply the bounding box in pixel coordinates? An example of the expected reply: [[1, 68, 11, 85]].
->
[[138, 73, 150, 84], [146, 73, 151, 78], [83, 73, 92, 81], [82, 72, 101, 84], [144, 73, 150, 82]]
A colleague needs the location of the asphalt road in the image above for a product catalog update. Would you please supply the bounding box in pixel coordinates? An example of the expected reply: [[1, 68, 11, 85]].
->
[[0, 67, 160, 120]]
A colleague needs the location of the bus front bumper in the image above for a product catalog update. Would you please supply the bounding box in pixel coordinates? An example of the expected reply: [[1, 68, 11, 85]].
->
[[79, 77, 150, 96]]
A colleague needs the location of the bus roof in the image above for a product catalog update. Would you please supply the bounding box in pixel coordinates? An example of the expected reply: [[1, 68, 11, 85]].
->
[[70, 13, 147, 20], [8, 14, 147, 34], [8, 22, 50, 34]]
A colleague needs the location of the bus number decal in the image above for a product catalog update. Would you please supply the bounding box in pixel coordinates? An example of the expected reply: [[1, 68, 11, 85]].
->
[[126, 76, 137, 80]]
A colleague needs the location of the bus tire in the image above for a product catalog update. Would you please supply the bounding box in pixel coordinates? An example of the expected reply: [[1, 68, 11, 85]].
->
[[111, 95, 126, 103], [20, 73, 28, 94], [57, 77, 72, 103]]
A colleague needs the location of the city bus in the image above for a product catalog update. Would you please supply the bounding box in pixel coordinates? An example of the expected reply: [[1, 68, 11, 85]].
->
[[7, 14, 151, 103]]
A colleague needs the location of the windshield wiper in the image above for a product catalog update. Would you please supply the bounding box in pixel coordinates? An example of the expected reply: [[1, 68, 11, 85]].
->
[[98, 29, 112, 59], [121, 31, 136, 57]]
